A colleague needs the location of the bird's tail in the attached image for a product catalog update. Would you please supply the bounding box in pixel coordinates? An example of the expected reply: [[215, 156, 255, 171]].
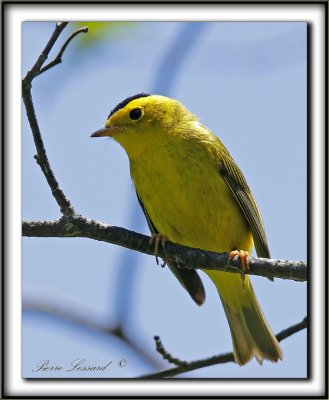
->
[[204, 270, 283, 366]]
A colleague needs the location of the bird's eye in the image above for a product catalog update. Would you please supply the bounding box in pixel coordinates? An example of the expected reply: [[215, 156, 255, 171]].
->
[[129, 108, 142, 120]]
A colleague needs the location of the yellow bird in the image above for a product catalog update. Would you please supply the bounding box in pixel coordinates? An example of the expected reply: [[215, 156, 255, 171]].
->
[[91, 93, 283, 366]]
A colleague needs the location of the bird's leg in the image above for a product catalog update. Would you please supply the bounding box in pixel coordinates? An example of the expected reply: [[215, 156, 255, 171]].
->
[[229, 249, 249, 284], [149, 234, 169, 267]]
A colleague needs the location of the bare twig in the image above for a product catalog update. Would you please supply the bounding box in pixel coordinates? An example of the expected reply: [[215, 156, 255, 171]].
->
[[37, 26, 89, 76], [140, 317, 308, 378], [22, 22, 82, 217], [22, 91, 75, 216], [23, 22, 69, 88], [276, 316, 308, 342], [22, 217, 307, 282], [154, 336, 187, 367]]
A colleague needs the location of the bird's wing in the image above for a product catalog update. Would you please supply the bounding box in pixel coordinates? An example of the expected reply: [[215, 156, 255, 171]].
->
[[136, 192, 206, 305], [219, 153, 271, 258]]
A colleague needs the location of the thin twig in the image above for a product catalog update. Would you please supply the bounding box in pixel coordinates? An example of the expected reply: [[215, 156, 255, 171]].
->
[[154, 336, 188, 367], [140, 317, 308, 378], [22, 93, 75, 216], [22, 22, 82, 217], [276, 316, 308, 342], [22, 217, 307, 282], [37, 26, 89, 76], [23, 22, 69, 89]]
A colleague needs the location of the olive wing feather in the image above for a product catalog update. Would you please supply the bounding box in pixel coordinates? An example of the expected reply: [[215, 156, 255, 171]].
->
[[219, 154, 271, 259]]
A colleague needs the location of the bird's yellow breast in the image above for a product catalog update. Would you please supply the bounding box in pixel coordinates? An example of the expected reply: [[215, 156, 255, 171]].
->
[[130, 137, 253, 254]]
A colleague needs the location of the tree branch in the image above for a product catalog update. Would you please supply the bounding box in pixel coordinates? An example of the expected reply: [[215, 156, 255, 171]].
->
[[139, 317, 308, 378], [153, 336, 188, 367], [22, 22, 69, 87], [22, 217, 307, 282], [22, 22, 82, 217], [37, 26, 89, 76], [23, 296, 163, 370], [22, 91, 75, 216]]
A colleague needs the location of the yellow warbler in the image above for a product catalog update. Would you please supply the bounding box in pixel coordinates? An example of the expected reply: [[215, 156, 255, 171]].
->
[[91, 93, 282, 365]]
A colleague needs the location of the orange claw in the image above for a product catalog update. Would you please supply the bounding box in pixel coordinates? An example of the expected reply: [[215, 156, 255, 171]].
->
[[149, 234, 168, 257]]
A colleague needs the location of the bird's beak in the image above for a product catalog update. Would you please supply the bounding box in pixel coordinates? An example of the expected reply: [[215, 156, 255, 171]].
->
[[91, 126, 121, 137]]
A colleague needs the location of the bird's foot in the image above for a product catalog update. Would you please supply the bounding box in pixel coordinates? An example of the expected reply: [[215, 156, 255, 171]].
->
[[149, 234, 168, 267], [229, 249, 249, 284]]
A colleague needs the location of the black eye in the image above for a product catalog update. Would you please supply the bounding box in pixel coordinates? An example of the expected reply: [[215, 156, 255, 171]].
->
[[129, 108, 142, 120]]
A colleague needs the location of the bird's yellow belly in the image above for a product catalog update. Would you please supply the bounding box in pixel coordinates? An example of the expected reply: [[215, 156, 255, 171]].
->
[[131, 149, 253, 254]]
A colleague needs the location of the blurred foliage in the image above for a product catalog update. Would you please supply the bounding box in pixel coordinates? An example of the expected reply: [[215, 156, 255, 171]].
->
[[72, 22, 138, 47]]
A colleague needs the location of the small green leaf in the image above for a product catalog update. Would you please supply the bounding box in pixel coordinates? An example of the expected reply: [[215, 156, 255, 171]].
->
[[72, 22, 138, 47]]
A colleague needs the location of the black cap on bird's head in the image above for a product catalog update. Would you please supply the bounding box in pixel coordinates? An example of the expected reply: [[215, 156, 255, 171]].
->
[[107, 93, 151, 119]]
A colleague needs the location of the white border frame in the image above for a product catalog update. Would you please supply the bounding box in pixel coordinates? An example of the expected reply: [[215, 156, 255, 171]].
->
[[4, 2, 326, 398]]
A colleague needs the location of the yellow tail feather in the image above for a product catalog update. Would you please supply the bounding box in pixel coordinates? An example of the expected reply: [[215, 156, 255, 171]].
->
[[205, 270, 283, 366]]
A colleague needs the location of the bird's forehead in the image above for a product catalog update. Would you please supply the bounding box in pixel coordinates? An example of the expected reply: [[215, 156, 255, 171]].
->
[[108, 93, 151, 119]]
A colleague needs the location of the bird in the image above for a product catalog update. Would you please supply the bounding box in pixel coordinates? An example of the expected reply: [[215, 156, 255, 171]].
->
[[91, 93, 283, 366]]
